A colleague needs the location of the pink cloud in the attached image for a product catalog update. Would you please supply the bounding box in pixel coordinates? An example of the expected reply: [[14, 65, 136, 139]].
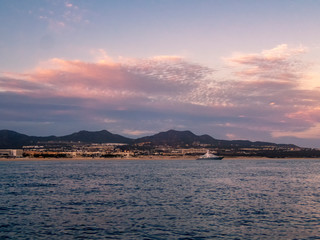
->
[[226, 44, 307, 83], [2, 45, 320, 143], [222, 44, 320, 139], [3, 56, 216, 111], [65, 2, 73, 8]]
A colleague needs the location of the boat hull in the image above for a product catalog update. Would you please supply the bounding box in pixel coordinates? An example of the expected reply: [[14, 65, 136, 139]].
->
[[196, 157, 223, 160]]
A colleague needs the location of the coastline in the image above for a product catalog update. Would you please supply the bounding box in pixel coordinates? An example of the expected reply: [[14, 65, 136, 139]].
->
[[0, 156, 197, 161], [1, 156, 318, 161]]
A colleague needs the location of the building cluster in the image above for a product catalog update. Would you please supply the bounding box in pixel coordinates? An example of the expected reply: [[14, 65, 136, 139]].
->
[[0, 140, 313, 159], [20, 142, 212, 159], [22, 142, 128, 158]]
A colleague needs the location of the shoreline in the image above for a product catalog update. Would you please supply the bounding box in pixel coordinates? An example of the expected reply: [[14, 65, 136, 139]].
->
[[1, 156, 319, 161], [0, 156, 197, 161]]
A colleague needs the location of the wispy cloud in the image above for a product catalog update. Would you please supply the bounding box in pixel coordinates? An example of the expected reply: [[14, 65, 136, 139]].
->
[[36, 0, 88, 32], [223, 44, 320, 141], [5, 56, 215, 106], [272, 123, 320, 139], [226, 44, 307, 83]]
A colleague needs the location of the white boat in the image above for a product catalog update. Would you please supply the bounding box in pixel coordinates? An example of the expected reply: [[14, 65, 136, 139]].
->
[[197, 150, 223, 160]]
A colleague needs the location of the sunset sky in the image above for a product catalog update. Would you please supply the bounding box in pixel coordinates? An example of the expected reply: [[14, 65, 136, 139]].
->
[[1, 0, 320, 147]]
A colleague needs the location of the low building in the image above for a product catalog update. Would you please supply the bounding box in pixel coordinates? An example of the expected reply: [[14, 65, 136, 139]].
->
[[0, 149, 23, 158]]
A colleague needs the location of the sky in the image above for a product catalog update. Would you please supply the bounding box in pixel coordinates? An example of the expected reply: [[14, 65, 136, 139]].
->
[[1, 0, 320, 148]]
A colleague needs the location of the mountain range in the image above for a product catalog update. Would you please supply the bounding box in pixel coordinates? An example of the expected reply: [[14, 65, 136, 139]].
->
[[0, 129, 297, 149]]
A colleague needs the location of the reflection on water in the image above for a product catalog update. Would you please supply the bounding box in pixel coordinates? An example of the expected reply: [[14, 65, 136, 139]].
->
[[1, 159, 320, 239]]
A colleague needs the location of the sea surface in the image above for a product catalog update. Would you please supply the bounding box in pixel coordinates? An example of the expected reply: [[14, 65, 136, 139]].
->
[[1, 159, 320, 239]]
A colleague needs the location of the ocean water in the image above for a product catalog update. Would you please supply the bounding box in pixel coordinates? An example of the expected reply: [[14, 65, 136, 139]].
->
[[1, 159, 320, 239]]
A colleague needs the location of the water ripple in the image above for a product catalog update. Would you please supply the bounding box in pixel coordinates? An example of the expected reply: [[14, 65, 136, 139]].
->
[[1, 159, 320, 239]]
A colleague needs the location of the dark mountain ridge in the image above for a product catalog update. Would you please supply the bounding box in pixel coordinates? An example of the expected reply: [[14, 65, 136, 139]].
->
[[58, 130, 133, 144], [134, 129, 218, 146], [0, 129, 297, 149], [0, 130, 36, 149], [134, 129, 297, 148], [0, 129, 133, 148]]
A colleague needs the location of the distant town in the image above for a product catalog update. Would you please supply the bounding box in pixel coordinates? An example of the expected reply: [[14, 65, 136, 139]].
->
[[1, 129, 320, 159]]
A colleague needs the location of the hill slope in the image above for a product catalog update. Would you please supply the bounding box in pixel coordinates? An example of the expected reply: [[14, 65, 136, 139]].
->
[[59, 130, 133, 143], [134, 129, 297, 148], [0, 130, 133, 148], [0, 129, 297, 149], [0, 130, 40, 148], [135, 129, 218, 146]]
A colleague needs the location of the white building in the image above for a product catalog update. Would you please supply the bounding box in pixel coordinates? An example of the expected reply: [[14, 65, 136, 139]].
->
[[0, 149, 23, 158]]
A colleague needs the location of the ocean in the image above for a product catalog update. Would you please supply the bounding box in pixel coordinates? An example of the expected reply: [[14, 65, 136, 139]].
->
[[1, 159, 320, 239]]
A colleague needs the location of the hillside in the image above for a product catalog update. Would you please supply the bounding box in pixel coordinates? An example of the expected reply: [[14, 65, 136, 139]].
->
[[0, 129, 297, 149], [58, 130, 133, 144], [0, 130, 133, 149], [134, 129, 218, 146], [0, 130, 37, 148], [134, 129, 297, 148]]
